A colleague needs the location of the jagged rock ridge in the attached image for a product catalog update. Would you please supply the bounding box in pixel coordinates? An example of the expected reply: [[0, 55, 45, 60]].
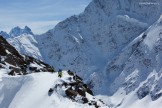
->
[[0, 26, 33, 39]]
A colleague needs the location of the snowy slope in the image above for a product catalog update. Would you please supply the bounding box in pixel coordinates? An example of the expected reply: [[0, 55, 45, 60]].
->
[[0, 71, 108, 108], [7, 34, 43, 60], [96, 89, 162, 108], [5, 26, 42, 60]]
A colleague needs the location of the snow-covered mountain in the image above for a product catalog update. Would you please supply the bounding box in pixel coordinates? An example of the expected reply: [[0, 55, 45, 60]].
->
[[110, 15, 162, 100], [9, 26, 33, 37], [4, 0, 162, 107], [7, 34, 43, 61], [9, 0, 162, 93], [0, 26, 34, 39], [0, 31, 10, 39], [0, 26, 42, 61]]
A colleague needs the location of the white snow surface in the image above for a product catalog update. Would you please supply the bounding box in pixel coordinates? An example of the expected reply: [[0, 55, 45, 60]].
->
[[0, 70, 107, 108], [7, 34, 43, 60], [1, 70, 162, 108]]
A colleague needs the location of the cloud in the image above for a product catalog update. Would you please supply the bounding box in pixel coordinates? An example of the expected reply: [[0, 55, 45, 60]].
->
[[0, 20, 61, 34], [0, 0, 91, 34], [23, 20, 61, 34]]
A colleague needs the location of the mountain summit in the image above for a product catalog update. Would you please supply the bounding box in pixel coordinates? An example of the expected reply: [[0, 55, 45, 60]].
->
[[0, 31, 10, 39], [0, 26, 33, 39], [9, 26, 33, 37]]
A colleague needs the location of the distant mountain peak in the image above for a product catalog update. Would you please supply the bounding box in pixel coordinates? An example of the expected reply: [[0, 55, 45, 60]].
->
[[24, 26, 32, 32], [0, 31, 10, 39], [0, 26, 34, 39], [9, 26, 34, 37]]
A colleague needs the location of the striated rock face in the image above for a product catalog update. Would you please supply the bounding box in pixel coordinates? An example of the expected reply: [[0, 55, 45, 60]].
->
[[7, 0, 162, 95], [0, 36, 53, 75], [90, 0, 162, 24], [110, 16, 162, 100]]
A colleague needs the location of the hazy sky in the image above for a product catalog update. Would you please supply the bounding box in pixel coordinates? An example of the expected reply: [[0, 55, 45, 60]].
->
[[0, 0, 91, 34]]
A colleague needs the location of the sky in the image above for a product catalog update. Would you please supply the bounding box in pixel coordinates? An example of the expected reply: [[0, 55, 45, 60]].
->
[[0, 0, 91, 34]]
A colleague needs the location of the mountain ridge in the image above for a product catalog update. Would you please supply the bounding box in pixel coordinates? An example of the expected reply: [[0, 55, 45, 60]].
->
[[0, 26, 33, 39], [3, 0, 162, 107]]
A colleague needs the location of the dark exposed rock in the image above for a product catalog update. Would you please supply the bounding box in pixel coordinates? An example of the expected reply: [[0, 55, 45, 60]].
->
[[91, 101, 100, 108], [69, 82, 78, 87], [48, 88, 54, 93], [8, 70, 16, 76], [83, 84, 93, 95], [82, 97, 88, 104], [53, 71, 105, 107], [0, 64, 2, 68], [86, 87, 93, 96], [73, 75, 83, 82], [62, 82, 68, 88], [152, 92, 162, 101], [9, 66, 22, 74], [88, 103, 92, 105], [77, 89, 86, 97], [65, 71, 94, 97], [65, 88, 78, 99], [67, 70, 74, 76], [137, 86, 150, 99], [0, 46, 7, 56], [29, 67, 37, 71]]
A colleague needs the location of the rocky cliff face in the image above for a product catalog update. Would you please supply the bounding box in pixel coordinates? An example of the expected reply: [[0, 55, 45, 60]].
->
[[110, 16, 162, 101]]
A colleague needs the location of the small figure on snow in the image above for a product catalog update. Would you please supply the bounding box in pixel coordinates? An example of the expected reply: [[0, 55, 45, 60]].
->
[[58, 69, 62, 78], [51, 66, 55, 72]]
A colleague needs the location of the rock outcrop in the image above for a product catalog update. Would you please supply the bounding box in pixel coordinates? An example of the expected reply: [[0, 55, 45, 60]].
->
[[49, 71, 107, 108]]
